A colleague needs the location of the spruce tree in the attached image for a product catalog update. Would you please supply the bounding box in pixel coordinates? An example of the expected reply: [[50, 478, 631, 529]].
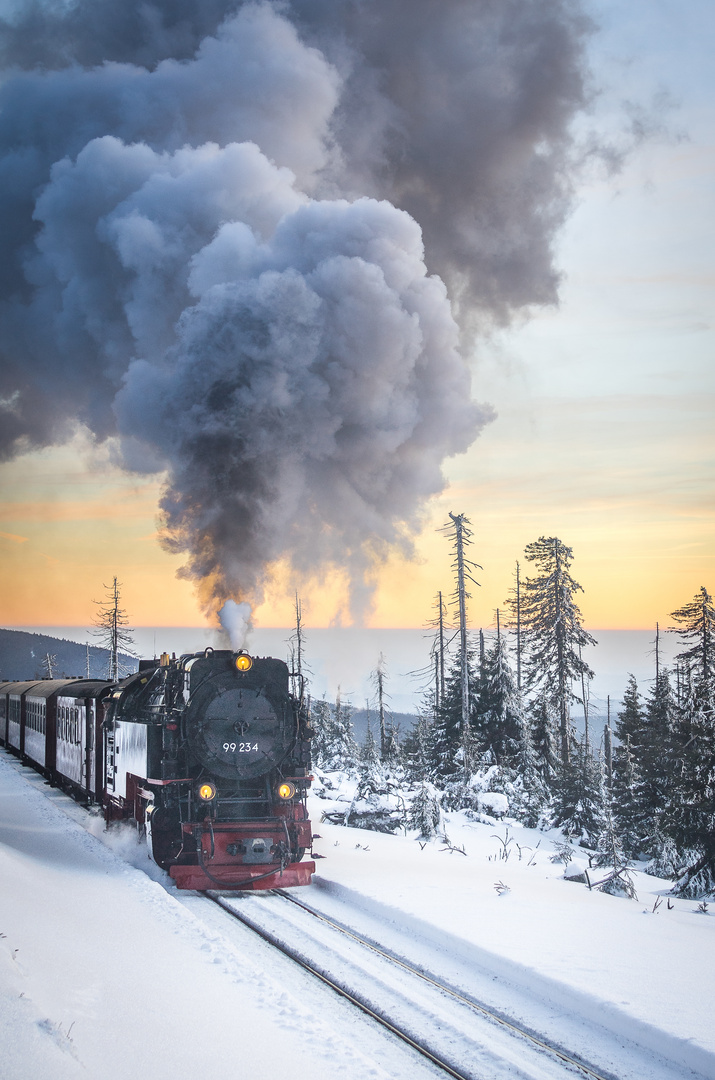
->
[[666, 665, 715, 897], [510, 709, 549, 827], [319, 688, 358, 772], [408, 782, 442, 839], [428, 649, 479, 787], [528, 691, 559, 786], [475, 619, 522, 767], [592, 803, 638, 899], [511, 537, 596, 767], [635, 669, 676, 856], [669, 586, 715, 692], [310, 698, 332, 767], [360, 716, 381, 779], [611, 675, 647, 855], [402, 712, 432, 783], [553, 740, 605, 847]]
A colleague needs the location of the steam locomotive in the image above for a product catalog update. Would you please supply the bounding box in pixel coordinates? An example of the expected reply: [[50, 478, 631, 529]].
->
[[0, 649, 315, 890]]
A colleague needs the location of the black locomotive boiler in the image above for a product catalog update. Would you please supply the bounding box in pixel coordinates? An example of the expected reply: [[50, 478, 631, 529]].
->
[[104, 648, 315, 889]]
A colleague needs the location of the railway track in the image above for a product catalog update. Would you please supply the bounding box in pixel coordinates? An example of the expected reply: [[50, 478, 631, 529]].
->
[[205, 887, 619, 1080]]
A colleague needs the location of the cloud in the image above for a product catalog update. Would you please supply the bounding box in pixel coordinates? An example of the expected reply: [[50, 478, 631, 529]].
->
[[0, 530, 29, 543]]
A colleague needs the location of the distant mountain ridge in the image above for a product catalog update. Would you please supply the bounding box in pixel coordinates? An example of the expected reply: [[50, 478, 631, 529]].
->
[[0, 627, 138, 682]]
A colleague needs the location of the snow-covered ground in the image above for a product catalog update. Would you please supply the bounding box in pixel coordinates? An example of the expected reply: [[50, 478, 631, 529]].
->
[[2, 748, 714, 1080]]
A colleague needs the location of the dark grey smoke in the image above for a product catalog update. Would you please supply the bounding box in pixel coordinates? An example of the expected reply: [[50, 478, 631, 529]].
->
[[291, 0, 593, 320], [0, 0, 593, 617]]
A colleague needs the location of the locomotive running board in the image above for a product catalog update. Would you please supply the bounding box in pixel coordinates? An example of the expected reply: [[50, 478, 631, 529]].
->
[[169, 860, 316, 891]]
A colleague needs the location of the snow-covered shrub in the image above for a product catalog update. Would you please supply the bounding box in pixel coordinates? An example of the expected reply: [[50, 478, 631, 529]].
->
[[549, 840, 575, 865], [507, 770, 551, 829], [408, 781, 442, 839], [673, 859, 715, 901], [593, 866, 638, 899], [591, 806, 638, 899], [477, 791, 508, 818], [315, 767, 407, 833], [337, 787, 406, 833], [645, 836, 685, 880]]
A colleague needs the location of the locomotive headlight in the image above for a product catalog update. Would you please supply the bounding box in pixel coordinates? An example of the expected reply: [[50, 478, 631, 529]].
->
[[198, 782, 217, 802], [234, 652, 253, 673], [278, 782, 296, 800]]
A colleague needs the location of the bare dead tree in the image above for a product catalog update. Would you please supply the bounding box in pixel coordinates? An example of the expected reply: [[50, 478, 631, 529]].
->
[[604, 695, 613, 789], [441, 512, 481, 754], [371, 652, 393, 761], [288, 593, 310, 704], [92, 576, 135, 681], [427, 590, 449, 716]]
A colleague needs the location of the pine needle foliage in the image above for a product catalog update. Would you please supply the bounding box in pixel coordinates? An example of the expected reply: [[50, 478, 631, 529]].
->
[[669, 586, 715, 690], [509, 537, 596, 767]]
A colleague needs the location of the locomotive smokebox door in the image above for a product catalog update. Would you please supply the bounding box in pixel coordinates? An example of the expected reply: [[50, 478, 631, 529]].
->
[[185, 673, 294, 780]]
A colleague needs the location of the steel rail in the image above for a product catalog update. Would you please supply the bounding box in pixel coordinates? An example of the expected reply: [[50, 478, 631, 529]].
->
[[273, 888, 619, 1080], [206, 890, 474, 1080]]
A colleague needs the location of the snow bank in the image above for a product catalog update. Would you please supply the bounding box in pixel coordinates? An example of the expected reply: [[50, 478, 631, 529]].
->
[[0, 753, 410, 1080], [3, 748, 715, 1080], [308, 799, 715, 1079]]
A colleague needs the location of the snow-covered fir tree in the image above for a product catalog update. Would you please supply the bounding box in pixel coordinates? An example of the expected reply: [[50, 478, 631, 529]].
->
[[663, 588, 715, 897], [611, 675, 648, 856], [402, 711, 433, 783], [309, 698, 332, 766], [474, 617, 523, 768], [527, 691, 559, 787], [360, 715, 381, 779], [408, 781, 443, 839], [592, 802, 638, 898], [552, 739, 606, 848], [669, 586, 715, 693], [508, 709, 549, 827], [510, 537, 596, 768], [316, 688, 358, 772], [633, 669, 676, 858], [427, 649, 479, 787]]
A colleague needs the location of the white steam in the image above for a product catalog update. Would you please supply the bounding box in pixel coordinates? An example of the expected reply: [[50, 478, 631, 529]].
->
[[219, 600, 252, 651]]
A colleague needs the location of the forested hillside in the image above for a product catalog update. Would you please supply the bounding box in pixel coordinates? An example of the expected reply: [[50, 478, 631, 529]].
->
[[0, 628, 138, 681]]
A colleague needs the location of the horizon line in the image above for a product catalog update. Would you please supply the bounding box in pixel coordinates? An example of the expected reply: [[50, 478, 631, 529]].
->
[[5, 623, 670, 633]]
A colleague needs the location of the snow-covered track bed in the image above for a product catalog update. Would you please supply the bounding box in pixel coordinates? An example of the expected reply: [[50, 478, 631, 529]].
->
[[205, 888, 614, 1080]]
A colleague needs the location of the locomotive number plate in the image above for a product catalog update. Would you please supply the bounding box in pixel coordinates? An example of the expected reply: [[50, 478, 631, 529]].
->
[[223, 741, 259, 753]]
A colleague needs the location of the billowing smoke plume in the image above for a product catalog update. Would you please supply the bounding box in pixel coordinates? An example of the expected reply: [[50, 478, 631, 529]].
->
[[0, 0, 593, 617]]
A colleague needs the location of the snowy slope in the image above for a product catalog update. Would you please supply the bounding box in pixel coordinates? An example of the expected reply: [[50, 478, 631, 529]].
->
[[2, 748, 714, 1080]]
